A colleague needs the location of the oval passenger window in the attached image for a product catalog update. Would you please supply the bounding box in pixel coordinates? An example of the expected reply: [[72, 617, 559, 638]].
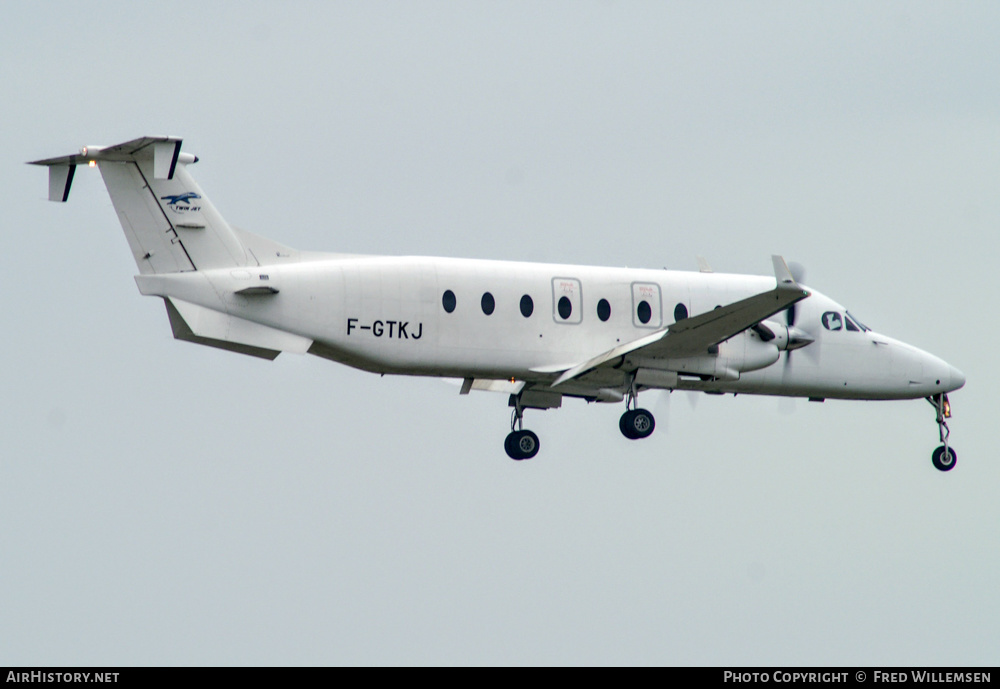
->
[[520, 294, 534, 318], [557, 296, 572, 320], [637, 300, 652, 324], [597, 298, 611, 322], [442, 290, 456, 313]]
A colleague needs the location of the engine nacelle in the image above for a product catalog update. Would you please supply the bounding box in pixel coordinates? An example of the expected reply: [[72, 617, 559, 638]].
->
[[756, 319, 814, 352], [625, 321, 813, 382], [629, 332, 777, 380], [725, 329, 781, 372]]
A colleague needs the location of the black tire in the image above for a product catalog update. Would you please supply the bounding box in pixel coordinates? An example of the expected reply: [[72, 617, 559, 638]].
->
[[620, 410, 638, 439], [932, 445, 957, 472], [504, 432, 518, 459]]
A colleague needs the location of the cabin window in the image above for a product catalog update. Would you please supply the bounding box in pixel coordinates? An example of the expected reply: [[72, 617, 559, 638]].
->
[[442, 290, 456, 313], [673, 303, 688, 322], [481, 292, 495, 315], [557, 296, 572, 320], [637, 300, 652, 324], [520, 294, 534, 318], [597, 298, 611, 322], [821, 311, 842, 331]]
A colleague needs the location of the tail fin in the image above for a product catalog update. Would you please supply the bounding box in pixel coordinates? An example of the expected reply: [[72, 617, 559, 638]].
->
[[31, 136, 248, 274]]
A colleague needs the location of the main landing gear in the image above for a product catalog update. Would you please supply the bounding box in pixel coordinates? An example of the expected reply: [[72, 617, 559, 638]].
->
[[501, 379, 658, 459], [928, 393, 957, 472], [619, 381, 655, 440], [505, 400, 539, 461]]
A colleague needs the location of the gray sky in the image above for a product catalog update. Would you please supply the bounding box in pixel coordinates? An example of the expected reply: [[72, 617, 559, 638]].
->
[[3, 1, 998, 665]]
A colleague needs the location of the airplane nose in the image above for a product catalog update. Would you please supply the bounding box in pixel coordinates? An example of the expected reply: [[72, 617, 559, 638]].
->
[[905, 344, 965, 395], [948, 364, 966, 392]]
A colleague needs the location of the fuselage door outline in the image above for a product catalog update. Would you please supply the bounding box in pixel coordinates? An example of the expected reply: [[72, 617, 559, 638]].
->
[[631, 281, 662, 328], [551, 277, 583, 325]]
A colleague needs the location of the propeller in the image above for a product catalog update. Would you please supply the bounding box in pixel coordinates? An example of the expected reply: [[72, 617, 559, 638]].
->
[[785, 262, 806, 327], [651, 388, 700, 433], [653, 388, 671, 432], [783, 261, 810, 373], [774, 261, 814, 414]]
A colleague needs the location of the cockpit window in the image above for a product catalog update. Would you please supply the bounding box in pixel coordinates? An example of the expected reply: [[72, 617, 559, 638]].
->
[[846, 311, 870, 332], [845, 316, 860, 332], [821, 311, 843, 331]]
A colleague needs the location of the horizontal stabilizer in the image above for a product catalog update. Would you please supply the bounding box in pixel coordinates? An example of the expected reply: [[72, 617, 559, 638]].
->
[[30, 136, 191, 172], [30, 137, 193, 204]]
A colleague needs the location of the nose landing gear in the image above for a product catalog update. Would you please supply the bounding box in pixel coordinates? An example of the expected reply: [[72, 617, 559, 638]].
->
[[928, 393, 957, 472]]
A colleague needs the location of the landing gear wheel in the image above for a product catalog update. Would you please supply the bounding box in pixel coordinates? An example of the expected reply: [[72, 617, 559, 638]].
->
[[619, 408, 655, 440], [927, 394, 957, 473], [505, 430, 540, 460], [932, 445, 957, 472]]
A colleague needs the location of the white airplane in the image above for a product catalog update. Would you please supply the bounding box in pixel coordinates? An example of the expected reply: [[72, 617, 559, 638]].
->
[[31, 136, 965, 470]]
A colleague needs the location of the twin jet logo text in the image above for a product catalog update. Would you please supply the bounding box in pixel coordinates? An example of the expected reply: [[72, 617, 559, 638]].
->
[[160, 192, 202, 213]]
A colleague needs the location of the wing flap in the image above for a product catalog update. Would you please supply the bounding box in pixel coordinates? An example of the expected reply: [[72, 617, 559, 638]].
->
[[552, 329, 668, 387]]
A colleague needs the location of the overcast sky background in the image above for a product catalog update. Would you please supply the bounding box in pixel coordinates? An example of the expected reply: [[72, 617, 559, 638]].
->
[[3, 2, 998, 666]]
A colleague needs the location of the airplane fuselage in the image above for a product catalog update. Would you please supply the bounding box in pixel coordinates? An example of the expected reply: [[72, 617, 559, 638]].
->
[[135, 254, 963, 402]]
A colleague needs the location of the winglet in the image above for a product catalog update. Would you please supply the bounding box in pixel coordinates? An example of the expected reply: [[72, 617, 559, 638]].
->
[[771, 255, 798, 289]]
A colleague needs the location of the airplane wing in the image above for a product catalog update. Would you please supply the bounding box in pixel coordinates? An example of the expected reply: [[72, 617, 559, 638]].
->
[[552, 256, 808, 387]]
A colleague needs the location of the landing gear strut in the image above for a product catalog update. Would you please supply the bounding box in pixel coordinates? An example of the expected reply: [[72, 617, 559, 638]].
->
[[619, 376, 655, 440], [927, 393, 957, 472], [505, 397, 539, 460]]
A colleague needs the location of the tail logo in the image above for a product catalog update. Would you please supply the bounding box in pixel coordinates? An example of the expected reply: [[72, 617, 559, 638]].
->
[[160, 192, 202, 213]]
